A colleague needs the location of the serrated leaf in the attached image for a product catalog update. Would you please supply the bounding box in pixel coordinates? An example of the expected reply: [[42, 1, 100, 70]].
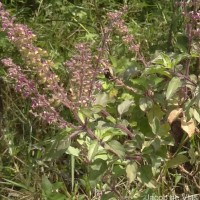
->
[[126, 162, 138, 183], [105, 140, 125, 159], [118, 99, 134, 116], [181, 118, 195, 137], [167, 108, 183, 124], [88, 140, 99, 162], [166, 154, 189, 168], [166, 77, 182, 100]]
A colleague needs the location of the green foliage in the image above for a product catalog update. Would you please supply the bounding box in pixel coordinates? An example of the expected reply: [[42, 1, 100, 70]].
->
[[0, 0, 200, 199]]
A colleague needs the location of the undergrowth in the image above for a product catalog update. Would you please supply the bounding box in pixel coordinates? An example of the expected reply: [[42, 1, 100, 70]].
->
[[0, 0, 200, 199]]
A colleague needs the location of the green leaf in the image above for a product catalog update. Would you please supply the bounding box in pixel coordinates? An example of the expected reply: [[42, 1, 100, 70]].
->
[[94, 93, 109, 107], [150, 117, 160, 134], [189, 147, 196, 164], [66, 146, 80, 157], [113, 165, 125, 177], [176, 33, 189, 53], [85, 33, 98, 41], [175, 174, 182, 186], [106, 115, 116, 123], [172, 53, 189, 67], [43, 133, 71, 160], [118, 99, 134, 116], [88, 140, 99, 162], [42, 176, 52, 196], [148, 104, 164, 120], [101, 128, 126, 142], [166, 77, 182, 100], [161, 53, 172, 68], [143, 66, 171, 77], [49, 193, 66, 200], [159, 123, 170, 136], [80, 108, 93, 118], [141, 141, 154, 154], [193, 109, 200, 123], [105, 140, 125, 159], [126, 162, 138, 183], [78, 110, 85, 123], [131, 77, 148, 88], [89, 159, 107, 187], [147, 105, 163, 135], [166, 154, 189, 168], [138, 165, 154, 184], [123, 65, 141, 80], [57, 136, 71, 152], [101, 192, 117, 200], [94, 153, 108, 160], [139, 97, 153, 112], [151, 53, 172, 68], [2, 178, 30, 191]]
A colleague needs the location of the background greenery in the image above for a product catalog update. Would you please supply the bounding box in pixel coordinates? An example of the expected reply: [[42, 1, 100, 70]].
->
[[0, 0, 200, 199]]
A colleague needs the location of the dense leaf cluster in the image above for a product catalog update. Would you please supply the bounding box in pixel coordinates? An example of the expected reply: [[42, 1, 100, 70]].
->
[[0, 0, 200, 199]]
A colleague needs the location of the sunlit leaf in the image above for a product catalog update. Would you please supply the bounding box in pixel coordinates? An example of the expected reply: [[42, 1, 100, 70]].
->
[[193, 109, 200, 123], [78, 110, 85, 123], [161, 53, 172, 68], [166, 77, 182, 100], [66, 146, 80, 156], [94, 93, 109, 107], [118, 99, 134, 116], [181, 118, 196, 137], [88, 140, 99, 162], [106, 115, 116, 123], [167, 108, 183, 124], [139, 97, 153, 112], [150, 117, 160, 134], [126, 162, 138, 183]]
